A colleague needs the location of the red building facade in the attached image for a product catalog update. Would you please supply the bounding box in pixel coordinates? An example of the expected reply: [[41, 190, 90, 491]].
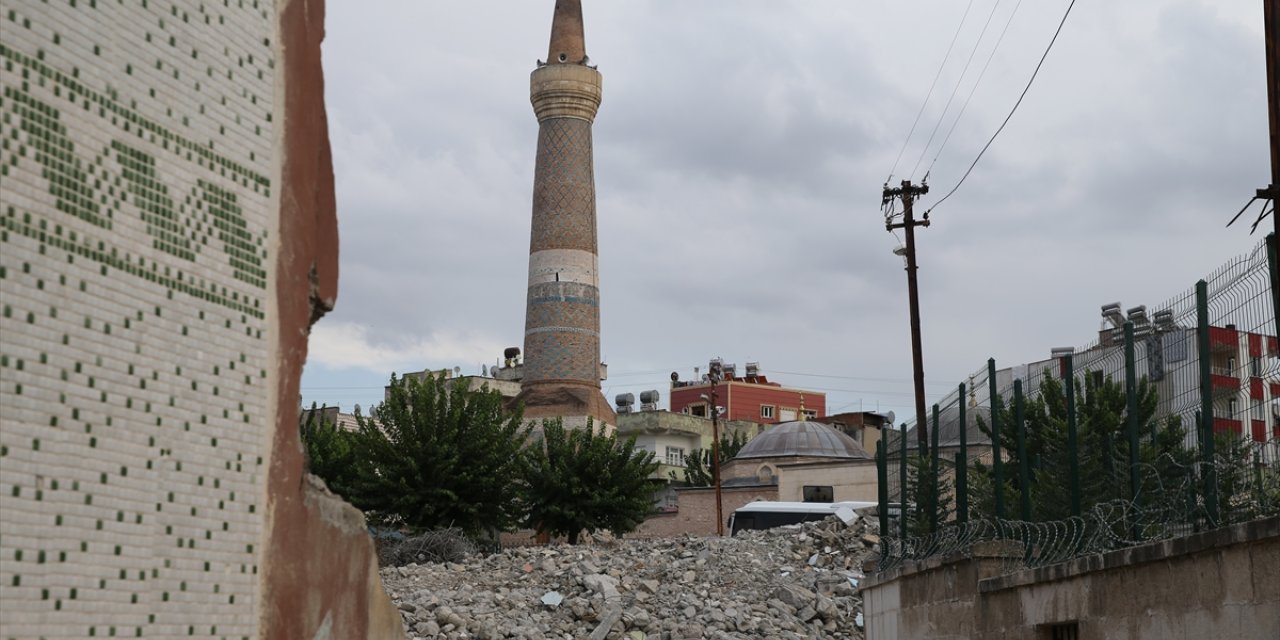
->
[[1205, 325, 1279, 442], [669, 363, 826, 425]]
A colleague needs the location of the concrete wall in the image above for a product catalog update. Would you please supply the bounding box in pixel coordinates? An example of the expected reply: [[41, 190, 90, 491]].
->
[[861, 517, 1280, 640], [0, 0, 400, 637]]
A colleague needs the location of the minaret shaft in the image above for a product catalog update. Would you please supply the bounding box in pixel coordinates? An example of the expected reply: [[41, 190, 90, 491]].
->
[[516, 1, 614, 427]]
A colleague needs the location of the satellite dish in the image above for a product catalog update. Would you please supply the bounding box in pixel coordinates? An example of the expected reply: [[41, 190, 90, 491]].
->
[[453, 366, 461, 376], [884, 411, 895, 425], [670, 371, 679, 382]]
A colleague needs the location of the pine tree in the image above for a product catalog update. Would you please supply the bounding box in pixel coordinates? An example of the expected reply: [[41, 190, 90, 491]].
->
[[970, 369, 1193, 523], [907, 453, 953, 537]]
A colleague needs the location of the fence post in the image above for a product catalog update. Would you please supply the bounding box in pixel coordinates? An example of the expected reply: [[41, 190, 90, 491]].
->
[[1196, 281, 1219, 526], [930, 404, 941, 532], [876, 441, 888, 550], [1065, 353, 1081, 518], [900, 423, 910, 540], [1124, 322, 1141, 511], [957, 382, 969, 523], [988, 358, 1005, 520], [1268, 233, 1279, 340], [1015, 379, 1031, 521]]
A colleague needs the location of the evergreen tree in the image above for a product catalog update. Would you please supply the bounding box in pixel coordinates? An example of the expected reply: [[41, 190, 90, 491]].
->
[[907, 453, 953, 537], [1212, 431, 1272, 524], [521, 419, 659, 543], [970, 369, 1192, 522], [346, 373, 530, 535]]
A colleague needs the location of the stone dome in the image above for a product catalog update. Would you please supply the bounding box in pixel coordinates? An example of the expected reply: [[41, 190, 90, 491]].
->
[[734, 420, 871, 460]]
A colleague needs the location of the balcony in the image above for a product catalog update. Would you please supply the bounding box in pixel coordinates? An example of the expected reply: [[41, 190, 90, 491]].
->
[[1212, 417, 1242, 435], [1209, 326, 1239, 354], [1210, 373, 1240, 398]]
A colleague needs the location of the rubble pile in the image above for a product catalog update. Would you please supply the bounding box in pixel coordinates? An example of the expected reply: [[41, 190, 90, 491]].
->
[[380, 514, 881, 640]]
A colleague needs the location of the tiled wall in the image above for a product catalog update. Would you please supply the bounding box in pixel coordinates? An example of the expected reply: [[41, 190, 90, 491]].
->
[[0, 0, 276, 637]]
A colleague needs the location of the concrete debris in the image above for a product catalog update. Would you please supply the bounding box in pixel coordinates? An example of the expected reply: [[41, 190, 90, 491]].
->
[[381, 515, 880, 639]]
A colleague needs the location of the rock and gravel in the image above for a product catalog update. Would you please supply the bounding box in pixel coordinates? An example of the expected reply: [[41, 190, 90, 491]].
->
[[379, 514, 880, 639]]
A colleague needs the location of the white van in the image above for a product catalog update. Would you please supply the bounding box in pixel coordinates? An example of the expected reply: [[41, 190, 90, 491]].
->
[[728, 500, 877, 536]]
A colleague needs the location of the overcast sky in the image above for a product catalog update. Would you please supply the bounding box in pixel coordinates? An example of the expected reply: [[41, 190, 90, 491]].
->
[[299, 0, 1270, 424]]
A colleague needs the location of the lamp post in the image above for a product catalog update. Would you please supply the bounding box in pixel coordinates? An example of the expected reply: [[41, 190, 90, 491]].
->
[[708, 360, 725, 536]]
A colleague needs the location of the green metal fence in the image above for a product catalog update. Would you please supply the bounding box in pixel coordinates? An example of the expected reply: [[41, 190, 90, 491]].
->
[[875, 234, 1280, 574]]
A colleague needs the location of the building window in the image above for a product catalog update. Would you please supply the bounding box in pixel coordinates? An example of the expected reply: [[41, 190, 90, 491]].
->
[[1041, 622, 1079, 640], [665, 446, 685, 467], [760, 405, 775, 419], [690, 404, 707, 418], [801, 409, 817, 420], [802, 486, 833, 503], [779, 408, 797, 422]]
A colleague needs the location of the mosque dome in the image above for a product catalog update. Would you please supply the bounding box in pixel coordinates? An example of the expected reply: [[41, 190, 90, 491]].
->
[[734, 420, 872, 460]]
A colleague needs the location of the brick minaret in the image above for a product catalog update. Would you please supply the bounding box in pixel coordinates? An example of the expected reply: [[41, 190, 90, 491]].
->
[[514, 0, 615, 429]]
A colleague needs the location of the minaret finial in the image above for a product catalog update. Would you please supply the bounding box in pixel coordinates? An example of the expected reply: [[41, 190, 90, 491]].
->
[[547, 0, 587, 65]]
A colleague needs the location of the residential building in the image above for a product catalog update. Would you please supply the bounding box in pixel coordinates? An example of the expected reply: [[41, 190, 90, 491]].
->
[[300, 405, 361, 432], [825, 410, 892, 455], [912, 302, 1280, 464], [669, 360, 826, 424]]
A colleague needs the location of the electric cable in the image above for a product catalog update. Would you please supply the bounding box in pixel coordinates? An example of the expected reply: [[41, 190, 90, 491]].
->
[[924, 0, 1024, 179], [885, 0, 976, 183], [927, 0, 1078, 215], [909, 0, 1006, 180]]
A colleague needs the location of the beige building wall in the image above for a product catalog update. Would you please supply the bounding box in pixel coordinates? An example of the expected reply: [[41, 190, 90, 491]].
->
[[776, 460, 879, 503]]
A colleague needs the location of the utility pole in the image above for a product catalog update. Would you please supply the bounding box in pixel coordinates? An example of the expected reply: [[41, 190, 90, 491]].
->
[[1264, 0, 1278, 236], [708, 360, 725, 536], [884, 179, 931, 455], [1263, 0, 1279, 335]]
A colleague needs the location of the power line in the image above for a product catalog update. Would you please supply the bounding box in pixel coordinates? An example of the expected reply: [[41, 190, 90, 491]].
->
[[927, 0, 1078, 215], [885, 0, 977, 183], [909, 0, 1006, 180], [925, 0, 1025, 178], [765, 369, 956, 388]]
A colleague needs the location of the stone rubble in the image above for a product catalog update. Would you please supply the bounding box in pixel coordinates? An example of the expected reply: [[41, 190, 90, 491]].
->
[[380, 515, 880, 640]]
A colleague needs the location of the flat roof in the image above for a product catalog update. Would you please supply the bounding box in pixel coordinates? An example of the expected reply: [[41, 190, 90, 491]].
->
[[732, 500, 876, 513]]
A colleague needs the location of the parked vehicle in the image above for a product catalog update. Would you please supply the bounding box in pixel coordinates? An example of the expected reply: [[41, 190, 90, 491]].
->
[[728, 500, 877, 536]]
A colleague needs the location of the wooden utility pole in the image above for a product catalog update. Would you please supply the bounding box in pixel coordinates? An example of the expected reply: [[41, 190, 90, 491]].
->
[[1263, 0, 1279, 337], [884, 180, 931, 455], [1264, 0, 1279, 238], [708, 359, 725, 537]]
